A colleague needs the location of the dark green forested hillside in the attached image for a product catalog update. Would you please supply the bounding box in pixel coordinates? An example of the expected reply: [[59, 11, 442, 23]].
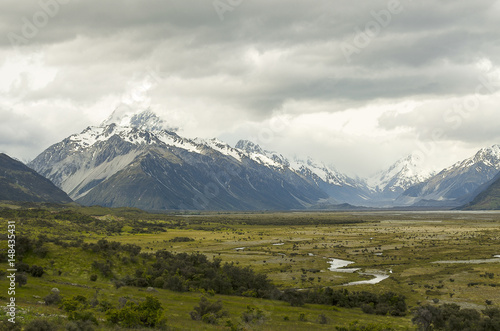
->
[[0, 153, 72, 203], [466, 173, 500, 210]]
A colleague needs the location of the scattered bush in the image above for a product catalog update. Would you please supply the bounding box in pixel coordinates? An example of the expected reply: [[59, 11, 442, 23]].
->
[[169, 237, 195, 242], [33, 245, 49, 258], [120, 249, 278, 299], [317, 313, 329, 325], [15, 273, 28, 287], [361, 303, 375, 314], [69, 310, 98, 325], [336, 321, 396, 331], [16, 262, 30, 273], [283, 288, 407, 316], [91, 260, 113, 278], [44, 292, 62, 306], [282, 288, 305, 307], [106, 296, 163, 328], [24, 318, 57, 331], [65, 320, 96, 331], [189, 296, 228, 324], [241, 305, 266, 325], [29, 265, 45, 277], [412, 304, 500, 331]]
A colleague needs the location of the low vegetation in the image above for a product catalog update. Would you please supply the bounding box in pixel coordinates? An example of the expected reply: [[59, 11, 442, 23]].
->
[[0, 204, 499, 330]]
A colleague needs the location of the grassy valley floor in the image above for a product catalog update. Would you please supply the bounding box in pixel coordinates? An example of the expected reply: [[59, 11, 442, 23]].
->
[[1, 205, 500, 330]]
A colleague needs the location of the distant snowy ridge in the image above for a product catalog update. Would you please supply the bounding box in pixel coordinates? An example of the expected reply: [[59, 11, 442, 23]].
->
[[396, 144, 500, 207], [69, 124, 201, 153], [367, 154, 436, 193]]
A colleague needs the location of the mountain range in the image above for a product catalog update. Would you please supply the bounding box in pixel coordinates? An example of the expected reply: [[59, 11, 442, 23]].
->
[[396, 145, 500, 207], [29, 111, 330, 210], [8, 109, 497, 211]]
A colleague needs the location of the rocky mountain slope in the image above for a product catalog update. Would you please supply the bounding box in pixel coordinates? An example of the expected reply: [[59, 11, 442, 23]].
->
[[29, 111, 330, 210], [365, 154, 436, 206], [464, 172, 500, 210], [396, 145, 500, 207]]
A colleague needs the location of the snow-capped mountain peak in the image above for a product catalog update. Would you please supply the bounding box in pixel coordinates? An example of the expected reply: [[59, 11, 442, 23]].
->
[[290, 157, 354, 187], [68, 122, 200, 154], [468, 144, 500, 167], [367, 153, 436, 193], [101, 108, 177, 132], [441, 144, 500, 172], [235, 140, 289, 169], [196, 138, 245, 161], [235, 140, 264, 154], [396, 144, 500, 207]]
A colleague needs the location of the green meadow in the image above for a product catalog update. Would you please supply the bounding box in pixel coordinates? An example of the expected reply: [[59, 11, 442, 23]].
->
[[1, 205, 500, 330]]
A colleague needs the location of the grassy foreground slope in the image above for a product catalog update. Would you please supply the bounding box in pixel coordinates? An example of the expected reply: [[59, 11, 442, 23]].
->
[[1, 204, 500, 330]]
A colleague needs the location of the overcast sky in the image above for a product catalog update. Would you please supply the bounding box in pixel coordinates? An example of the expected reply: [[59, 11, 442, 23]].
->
[[1, 0, 500, 177]]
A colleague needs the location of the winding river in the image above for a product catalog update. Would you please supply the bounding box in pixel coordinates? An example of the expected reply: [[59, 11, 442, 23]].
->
[[327, 258, 390, 286]]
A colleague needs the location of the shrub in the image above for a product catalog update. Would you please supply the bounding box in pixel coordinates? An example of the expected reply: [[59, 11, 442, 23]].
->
[[65, 320, 96, 331], [29, 265, 45, 277], [91, 260, 113, 278], [0, 316, 22, 330], [44, 292, 62, 306], [201, 312, 220, 325], [16, 262, 30, 273], [169, 237, 195, 242], [375, 303, 390, 316], [24, 318, 57, 331], [106, 296, 163, 328], [15, 273, 28, 287], [190, 296, 228, 324], [282, 289, 305, 307], [241, 305, 266, 325], [412, 304, 487, 331], [68, 309, 98, 326], [361, 303, 375, 314], [34, 245, 49, 258], [317, 313, 329, 325]]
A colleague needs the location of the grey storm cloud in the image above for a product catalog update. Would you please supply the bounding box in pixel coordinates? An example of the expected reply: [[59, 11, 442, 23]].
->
[[2, 0, 499, 109], [378, 107, 500, 144]]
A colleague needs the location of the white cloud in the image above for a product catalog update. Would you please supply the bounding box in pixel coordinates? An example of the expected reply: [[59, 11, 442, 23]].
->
[[0, 51, 57, 94]]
